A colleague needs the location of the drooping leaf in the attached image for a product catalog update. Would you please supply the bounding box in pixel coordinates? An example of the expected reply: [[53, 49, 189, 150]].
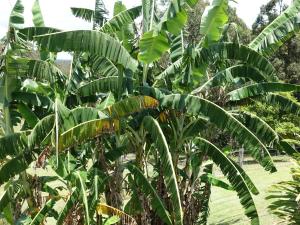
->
[[58, 119, 119, 151], [9, 0, 24, 29], [104, 96, 159, 118], [262, 94, 300, 115], [127, 164, 173, 225], [159, 94, 276, 172], [192, 65, 267, 93], [88, 169, 106, 219], [228, 83, 300, 101], [71, 7, 94, 22], [32, 0, 45, 27], [200, 0, 229, 45], [277, 140, 298, 156], [249, 0, 300, 56], [195, 138, 259, 223], [77, 76, 119, 97], [142, 116, 183, 225], [233, 111, 279, 145], [34, 30, 138, 71], [27, 114, 55, 150]]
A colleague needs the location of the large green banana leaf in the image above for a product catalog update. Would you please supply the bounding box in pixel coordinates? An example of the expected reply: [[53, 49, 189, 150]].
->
[[19, 27, 61, 41], [142, 116, 183, 225], [249, 0, 300, 56], [200, 0, 228, 46], [195, 138, 259, 224], [228, 83, 300, 101], [127, 164, 172, 225], [159, 94, 276, 172], [34, 30, 138, 71]]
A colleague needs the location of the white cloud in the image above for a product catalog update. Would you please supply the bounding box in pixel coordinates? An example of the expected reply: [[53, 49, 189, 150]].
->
[[0, 0, 293, 38]]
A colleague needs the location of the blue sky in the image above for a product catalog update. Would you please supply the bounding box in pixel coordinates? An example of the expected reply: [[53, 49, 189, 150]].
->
[[0, 0, 292, 38]]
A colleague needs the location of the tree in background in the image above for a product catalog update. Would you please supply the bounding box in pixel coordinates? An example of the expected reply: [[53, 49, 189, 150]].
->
[[250, 0, 300, 149], [253, 0, 300, 85]]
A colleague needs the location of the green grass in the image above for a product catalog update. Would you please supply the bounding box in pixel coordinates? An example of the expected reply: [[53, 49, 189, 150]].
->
[[208, 155, 294, 225]]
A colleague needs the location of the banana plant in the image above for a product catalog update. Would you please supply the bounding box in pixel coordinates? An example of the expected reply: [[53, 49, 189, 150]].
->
[[0, 0, 300, 225]]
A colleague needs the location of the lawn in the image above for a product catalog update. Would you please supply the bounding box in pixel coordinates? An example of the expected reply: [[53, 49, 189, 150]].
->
[[208, 156, 294, 225]]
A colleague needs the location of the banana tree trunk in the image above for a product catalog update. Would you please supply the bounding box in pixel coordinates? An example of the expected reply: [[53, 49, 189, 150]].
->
[[238, 146, 244, 167]]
